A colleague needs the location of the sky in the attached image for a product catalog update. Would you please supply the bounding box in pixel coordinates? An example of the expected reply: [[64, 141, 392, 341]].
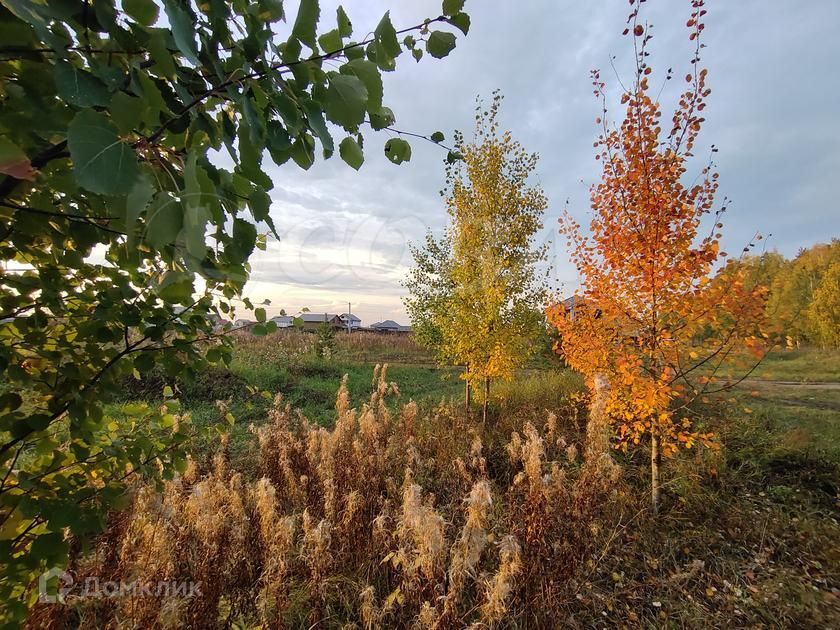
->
[[240, 0, 840, 326]]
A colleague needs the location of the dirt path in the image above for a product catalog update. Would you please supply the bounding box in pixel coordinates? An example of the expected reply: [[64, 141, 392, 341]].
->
[[738, 378, 840, 391]]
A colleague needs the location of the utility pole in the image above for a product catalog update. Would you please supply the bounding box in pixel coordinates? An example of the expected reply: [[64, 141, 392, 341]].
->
[[347, 301, 351, 334]]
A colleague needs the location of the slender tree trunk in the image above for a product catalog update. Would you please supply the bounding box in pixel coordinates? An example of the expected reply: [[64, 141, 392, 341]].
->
[[464, 366, 471, 416], [482, 377, 490, 424], [586, 372, 612, 461], [650, 432, 661, 515]]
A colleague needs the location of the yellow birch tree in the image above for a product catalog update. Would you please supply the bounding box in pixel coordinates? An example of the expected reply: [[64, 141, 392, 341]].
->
[[440, 93, 548, 422]]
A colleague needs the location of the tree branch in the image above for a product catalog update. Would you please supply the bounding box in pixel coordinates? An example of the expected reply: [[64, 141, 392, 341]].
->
[[147, 16, 448, 144]]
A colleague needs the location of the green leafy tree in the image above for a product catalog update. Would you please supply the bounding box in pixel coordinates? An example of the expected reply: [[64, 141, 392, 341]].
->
[[0, 0, 470, 620], [403, 229, 455, 360], [403, 228, 474, 405], [314, 319, 337, 358]]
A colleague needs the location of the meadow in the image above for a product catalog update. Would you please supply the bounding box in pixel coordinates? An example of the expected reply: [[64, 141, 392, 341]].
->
[[30, 332, 840, 628]]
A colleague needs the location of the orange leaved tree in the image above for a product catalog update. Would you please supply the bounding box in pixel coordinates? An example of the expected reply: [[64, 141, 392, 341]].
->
[[549, 0, 768, 513]]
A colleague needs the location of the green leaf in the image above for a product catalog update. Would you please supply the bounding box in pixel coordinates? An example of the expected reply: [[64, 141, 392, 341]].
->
[[374, 12, 401, 68], [447, 13, 470, 35], [238, 119, 271, 188], [242, 94, 266, 145], [318, 28, 342, 53], [109, 92, 146, 135], [412, 48, 423, 62], [427, 31, 457, 59], [144, 192, 183, 249], [273, 92, 303, 135], [446, 149, 463, 163], [29, 532, 69, 564], [231, 217, 257, 262], [249, 188, 272, 222], [183, 153, 210, 259], [302, 100, 334, 155], [431, 131, 445, 143], [442, 0, 465, 17], [0, 392, 23, 412], [158, 271, 194, 304], [135, 72, 169, 124], [339, 136, 364, 170], [255, 307, 266, 322], [290, 134, 315, 169], [54, 61, 111, 108], [345, 43, 364, 60], [67, 110, 140, 196], [340, 59, 382, 113], [147, 30, 177, 79], [324, 73, 368, 130], [266, 121, 292, 165], [0, 0, 51, 33], [124, 172, 155, 246], [384, 138, 411, 165], [164, 1, 200, 65], [123, 0, 159, 25], [257, 0, 284, 21], [336, 5, 352, 37], [291, 0, 320, 49], [290, 61, 312, 89], [369, 106, 395, 131]]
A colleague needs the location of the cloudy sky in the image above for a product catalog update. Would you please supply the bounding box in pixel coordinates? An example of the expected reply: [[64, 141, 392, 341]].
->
[[242, 0, 840, 326]]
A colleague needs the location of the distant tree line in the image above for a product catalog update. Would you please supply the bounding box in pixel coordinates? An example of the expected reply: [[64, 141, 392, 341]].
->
[[725, 240, 840, 348]]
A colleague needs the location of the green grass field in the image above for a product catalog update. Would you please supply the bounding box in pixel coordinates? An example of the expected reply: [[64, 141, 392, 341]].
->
[[715, 346, 840, 382]]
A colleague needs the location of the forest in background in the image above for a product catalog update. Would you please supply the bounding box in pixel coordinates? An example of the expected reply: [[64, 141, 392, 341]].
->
[[734, 240, 840, 349]]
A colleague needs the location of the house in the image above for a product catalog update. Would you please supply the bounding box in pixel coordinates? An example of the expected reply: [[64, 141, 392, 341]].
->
[[270, 315, 294, 328], [338, 313, 362, 331], [233, 318, 254, 329], [371, 319, 405, 333], [298, 312, 343, 331]]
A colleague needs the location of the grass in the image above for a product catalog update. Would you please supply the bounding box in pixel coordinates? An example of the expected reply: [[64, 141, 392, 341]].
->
[[111, 332, 467, 472], [109, 331, 580, 472], [727, 386, 840, 462], [715, 346, 840, 382], [57, 348, 840, 628], [82, 334, 839, 627]]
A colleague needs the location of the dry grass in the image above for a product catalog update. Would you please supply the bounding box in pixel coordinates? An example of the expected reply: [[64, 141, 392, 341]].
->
[[31, 366, 617, 628], [231, 329, 434, 368]]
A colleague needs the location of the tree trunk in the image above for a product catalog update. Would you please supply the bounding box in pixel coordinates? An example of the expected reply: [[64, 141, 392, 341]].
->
[[464, 366, 471, 416], [650, 432, 661, 515], [482, 377, 490, 424], [586, 372, 612, 461]]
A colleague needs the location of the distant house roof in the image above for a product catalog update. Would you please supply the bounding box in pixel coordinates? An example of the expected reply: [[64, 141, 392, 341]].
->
[[339, 313, 361, 322], [299, 313, 339, 323], [270, 315, 293, 324], [371, 319, 401, 330], [397, 325, 412, 332]]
